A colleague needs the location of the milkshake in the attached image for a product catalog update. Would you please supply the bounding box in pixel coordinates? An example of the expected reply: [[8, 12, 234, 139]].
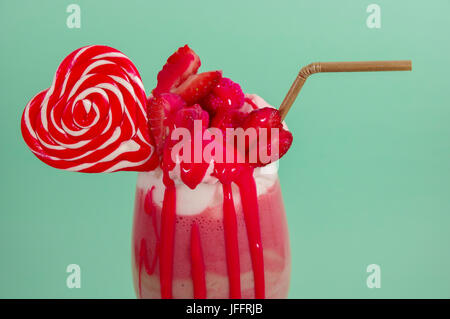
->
[[20, 44, 294, 299], [20, 43, 410, 299], [132, 163, 290, 299], [131, 92, 292, 298], [127, 45, 294, 298]]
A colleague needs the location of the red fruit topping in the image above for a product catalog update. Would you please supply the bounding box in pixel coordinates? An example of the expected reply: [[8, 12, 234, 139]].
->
[[153, 45, 201, 96], [279, 129, 293, 159], [172, 71, 222, 105], [242, 107, 282, 129], [254, 128, 293, 166], [242, 107, 293, 166], [147, 93, 186, 155], [210, 109, 248, 165], [211, 108, 246, 133], [172, 104, 211, 190], [173, 104, 210, 133], [203, 78, 245, 114]]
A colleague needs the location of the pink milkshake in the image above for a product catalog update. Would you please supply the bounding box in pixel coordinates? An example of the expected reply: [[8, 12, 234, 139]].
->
[[132, 163, 291, 299], [20, 42, 410, 299], [20, 44, 295, 299], [128, 43, 294, 299]]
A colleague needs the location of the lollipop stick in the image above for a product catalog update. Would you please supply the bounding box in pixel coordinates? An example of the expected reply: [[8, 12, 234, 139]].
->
[[279, 60, 412, 120]]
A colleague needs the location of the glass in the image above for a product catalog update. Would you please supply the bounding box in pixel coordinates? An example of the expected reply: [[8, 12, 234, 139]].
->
[[131, 168, 291, 298]]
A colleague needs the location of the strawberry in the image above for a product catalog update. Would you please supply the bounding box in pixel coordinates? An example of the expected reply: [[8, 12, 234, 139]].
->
[[147, 93, 186, 155], [203, 77, 245, 114], [210, 108, 246, 133], [210, 108, 248, 164], [242, 107, 283, 130], [172, 71, 222, 105], [173, 104, 210, 133], [153, 45, 201, 96], [242, 107, 293, 166], [253, 128, 293, 166], [172, 104, 211, 189]]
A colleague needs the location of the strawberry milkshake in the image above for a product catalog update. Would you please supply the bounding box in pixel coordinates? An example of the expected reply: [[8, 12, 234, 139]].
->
[[130, 46, 293, 298], [20, 44, 293, 299], [20, 43, 410, 299], [132, 160, 290, 299], [132, 93, 292, 298]]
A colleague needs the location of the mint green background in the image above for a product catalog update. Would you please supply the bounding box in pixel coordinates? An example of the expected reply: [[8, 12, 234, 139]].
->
[[1, 0, 449, 298]]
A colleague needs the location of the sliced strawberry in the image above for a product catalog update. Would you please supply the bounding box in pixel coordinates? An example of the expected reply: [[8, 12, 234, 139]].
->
[[172, 71, 222, 105], [242, 107, 283, 130], [242, 107, 292, 166], [171, 104, 211, 189], [279, 129, 293, 160], [253, 128, 293, 167], [203, 77, 245, 114], [153, 45, 201, 96], [210, 109, 249, 166], [173, 104, 210, 133], [147, 93, 186, 155], [211, 108, 246, 133]]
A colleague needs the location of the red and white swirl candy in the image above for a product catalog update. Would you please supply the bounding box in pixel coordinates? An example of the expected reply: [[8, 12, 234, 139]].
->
[[21, 45, 158, 173]]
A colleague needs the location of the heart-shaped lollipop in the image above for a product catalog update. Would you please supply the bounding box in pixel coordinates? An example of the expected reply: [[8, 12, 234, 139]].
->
[[21, 45, 158, 172]]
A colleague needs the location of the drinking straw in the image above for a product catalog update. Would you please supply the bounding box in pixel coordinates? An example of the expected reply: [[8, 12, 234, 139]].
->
[[279, 60, 412, 120]]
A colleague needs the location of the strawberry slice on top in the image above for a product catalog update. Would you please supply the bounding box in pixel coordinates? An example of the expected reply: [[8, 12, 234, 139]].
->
[[147, 45, 293, 169], [149, 45, 221, 158], [147, 93, 185, 155], [203, 77, 245, 114], [172, 104, 211, 189], [211, 108, 246, 135], [242, 107, 293, 166], [152, 45, 201, 96], [172, 71, 222, 105]]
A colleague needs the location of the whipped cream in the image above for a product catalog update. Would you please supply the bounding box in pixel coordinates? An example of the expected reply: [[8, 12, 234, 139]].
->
[[136, 161, 279, 216], [243, 93, 273, 111]]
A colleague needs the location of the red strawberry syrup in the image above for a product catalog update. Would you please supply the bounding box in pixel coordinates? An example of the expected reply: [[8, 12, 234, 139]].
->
[[190, 222, 206, 298]]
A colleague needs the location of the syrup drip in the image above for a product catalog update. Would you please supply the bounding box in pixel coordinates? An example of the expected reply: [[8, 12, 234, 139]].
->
[[221, 182, 242, 298], [235, 167, 265, 298], [159, 170, 176, 299], [245, 97, 259, 110], [137, 239, 146, 298], [190, 222, 206, 298], [138, 187, 159, 298]]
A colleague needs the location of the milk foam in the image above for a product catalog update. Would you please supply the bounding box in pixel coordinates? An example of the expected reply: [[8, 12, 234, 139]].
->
[[136, 162, 279, 216]]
